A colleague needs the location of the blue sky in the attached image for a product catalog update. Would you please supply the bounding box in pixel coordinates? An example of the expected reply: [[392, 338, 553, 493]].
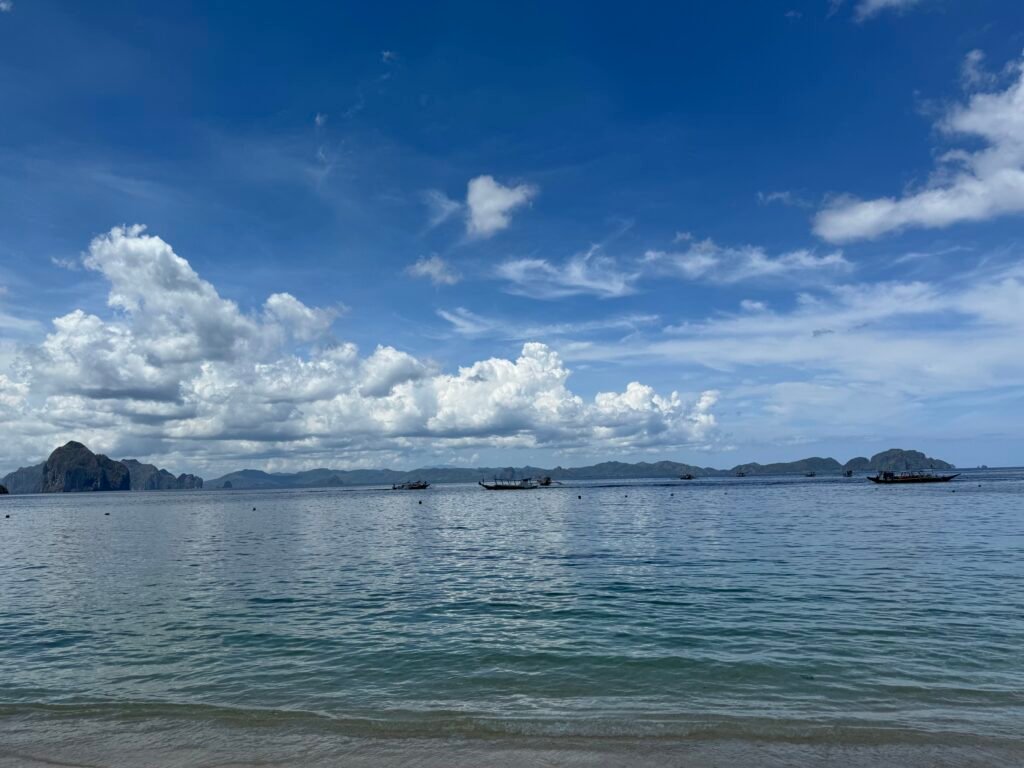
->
[[1, 0, 1023, 474]]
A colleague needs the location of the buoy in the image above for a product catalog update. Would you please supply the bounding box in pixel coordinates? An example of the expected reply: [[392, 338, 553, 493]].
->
[[418, 500, 422, 505], [252, 507, 256, 511], [104, 512, 110, 516], [578, 495, 582, 499]]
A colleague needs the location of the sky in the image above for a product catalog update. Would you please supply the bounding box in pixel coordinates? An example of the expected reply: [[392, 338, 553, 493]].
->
[[1, 0, 1023, 475]]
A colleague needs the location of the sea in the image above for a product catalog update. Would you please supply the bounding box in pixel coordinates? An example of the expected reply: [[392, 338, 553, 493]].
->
[[1, 470, 1022, 767]]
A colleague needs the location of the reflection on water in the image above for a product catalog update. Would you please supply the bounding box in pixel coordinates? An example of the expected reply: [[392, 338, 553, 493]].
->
[[1, 471, 1023, 765]]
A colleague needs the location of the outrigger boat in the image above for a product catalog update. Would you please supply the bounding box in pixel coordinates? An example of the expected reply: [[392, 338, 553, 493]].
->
[[479, 478, 539, 490], [679, 473, 695, 480], [392, 480, 430, 490], [868, 471, 959, 484]]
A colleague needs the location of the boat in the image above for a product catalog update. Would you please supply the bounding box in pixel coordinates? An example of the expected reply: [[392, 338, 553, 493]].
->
[[479, 478, 539, 490], [679, 473, 694, 480], [844, 470, 854, 477], [392, 480, 430, 490], [537, 476, 554, 486], [735, 471, 746, 477], [868, 471, 960, 484], [804, 471, 816, 477]]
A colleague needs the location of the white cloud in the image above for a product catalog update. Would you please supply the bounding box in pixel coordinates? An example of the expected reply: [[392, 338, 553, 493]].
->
[[815, 55, 1024, 242], [0, 1, 12, 13], [757, 190, 812, 208], [0, 226, 716, 472], [51, 256, 81, 271], [437, 306, 659, 339], [644, 238, 850, 283], [381, 50, 397, 63], [853, 0, 922, 21], [465, 175, 537, 238], [314, 112, 328, 128], [406, 255, 461, 286], [423, 175, 537, 237], [421, 190, 462, 227], [497, 246, 638, 299], [564, 266, 1024, 402]]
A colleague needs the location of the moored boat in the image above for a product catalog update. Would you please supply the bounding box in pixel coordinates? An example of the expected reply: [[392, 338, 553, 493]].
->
[[679, 473, 694, 480], [479, 478, 539, 490], [868, 471, 959, 484], [804, 471, 816, 477], [392, 480, 430, 490]]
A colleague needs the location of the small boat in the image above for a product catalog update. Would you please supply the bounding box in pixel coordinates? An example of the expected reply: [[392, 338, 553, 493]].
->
[[844, 470, 854, 477], [804, 471, 816, 477], [479, 478, 538, 490], [680, 474, 694, 480], [735, 471, 746, 478], [868, 471, 960, 484], [537, 476, 554, 486], [392, 480, 430, 490]]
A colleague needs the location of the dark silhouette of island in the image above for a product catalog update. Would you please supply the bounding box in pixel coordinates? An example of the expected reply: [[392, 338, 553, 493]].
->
[[1, 441, 203, 494], [0, 443, 956, 494], [206, 449, 954, 490]]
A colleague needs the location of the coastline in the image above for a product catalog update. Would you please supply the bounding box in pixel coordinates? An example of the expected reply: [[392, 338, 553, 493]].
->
[[4, 705, 1024, 768]]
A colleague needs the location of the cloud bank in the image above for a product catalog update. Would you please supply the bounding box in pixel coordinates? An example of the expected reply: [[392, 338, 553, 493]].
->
[[1, 226, 717, 473]]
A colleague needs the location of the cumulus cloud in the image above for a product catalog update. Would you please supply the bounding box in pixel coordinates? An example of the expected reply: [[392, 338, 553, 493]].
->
[[423, 175, 537, 237], [644, 238, 850, 283], [0, 1, 12, 12], [815, 54, 1024, 242], [1, 226, 717, 472], [497, 246, 638, 299], [406, 255, 460, 285], [465, 175, 537, 238]]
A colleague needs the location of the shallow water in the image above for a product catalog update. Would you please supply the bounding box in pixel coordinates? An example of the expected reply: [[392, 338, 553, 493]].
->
[[1, 471, 1023, 766]]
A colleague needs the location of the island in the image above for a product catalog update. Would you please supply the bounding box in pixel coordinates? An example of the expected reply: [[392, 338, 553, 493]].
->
[[1, 441, 203, 494]]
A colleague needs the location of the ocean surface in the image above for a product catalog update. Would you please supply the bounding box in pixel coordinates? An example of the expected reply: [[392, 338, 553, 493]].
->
[[1, 470, 1023, 767]]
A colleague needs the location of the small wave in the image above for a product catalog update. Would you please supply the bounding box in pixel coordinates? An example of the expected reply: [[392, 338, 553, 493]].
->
[[1, 700, 1019, 748]]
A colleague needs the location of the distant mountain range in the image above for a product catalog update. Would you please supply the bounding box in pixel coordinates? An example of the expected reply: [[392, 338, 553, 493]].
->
[[206, 448, 954, 490], [0, 444, 955, 495]]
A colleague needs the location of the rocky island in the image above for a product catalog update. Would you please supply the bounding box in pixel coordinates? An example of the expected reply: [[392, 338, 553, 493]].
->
[[1, 442, 203, 494]]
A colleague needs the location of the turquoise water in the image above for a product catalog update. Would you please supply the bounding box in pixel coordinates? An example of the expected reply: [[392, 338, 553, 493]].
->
[[1, 471, 1023, 766]]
